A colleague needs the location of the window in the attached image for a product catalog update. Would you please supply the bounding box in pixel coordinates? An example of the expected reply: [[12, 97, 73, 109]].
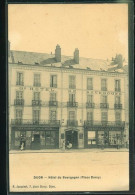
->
[[69, 94, 75, 102], [33, 110, 40, 123], [87, 95, 93, 103], [16, 72, 24, 85], [16, 91, 23, 99], [115, 80, 121, 91], [34, 74, 40, 87], [87, 78, 93, 90], [115, 96, 121, 104], [88, 131, 96, 145], [101, 112, 108, 122], [69, 75, 76, 89], [87, 112, 93, 121], [50, 75, 57, 88], [101, 96, 107, 103], [115, 112, 121, 122], [50, 93, 56, 101], [16, 109, 22, 119], [101, 79, 107, 91], [50, 110, 56, 120], [69, 111, 75, 121], [34, 92, 40, 100]]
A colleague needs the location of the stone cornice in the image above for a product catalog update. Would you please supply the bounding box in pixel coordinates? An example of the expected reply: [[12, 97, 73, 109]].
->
[[9, 62, 128, 77]]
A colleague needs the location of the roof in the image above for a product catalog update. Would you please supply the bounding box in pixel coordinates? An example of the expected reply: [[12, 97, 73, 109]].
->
[[8, 50, 128, 73]]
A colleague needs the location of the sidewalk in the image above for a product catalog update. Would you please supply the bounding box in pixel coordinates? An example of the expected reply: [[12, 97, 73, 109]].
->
[[9, 148, 129, 154]]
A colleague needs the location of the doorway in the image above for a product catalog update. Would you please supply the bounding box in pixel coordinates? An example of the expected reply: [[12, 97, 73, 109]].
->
[[66, 130, 78, 149], [31, 134, 40, 150]]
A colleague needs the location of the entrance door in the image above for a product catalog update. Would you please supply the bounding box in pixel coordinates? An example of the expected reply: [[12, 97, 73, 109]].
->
[[31, 134, 40, 150], [66, 130, 78, 149]]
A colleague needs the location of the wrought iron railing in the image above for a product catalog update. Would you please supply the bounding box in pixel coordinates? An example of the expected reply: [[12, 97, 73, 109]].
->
[[86, 102, 95, 108], [11, 119, 60, 126], [100, 103, 109, 109], [114, 104, 122, 109], [49, 101, 58, 106], [84, 120, 125, 127], [14, 99, 24, 106], [32, 100, 41, 106], [67, 102, 78, 107], [67, 120, 78, 126]]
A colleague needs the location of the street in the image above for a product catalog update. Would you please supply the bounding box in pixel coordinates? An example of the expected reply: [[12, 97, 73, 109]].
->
[[9, 150, 129, 192]]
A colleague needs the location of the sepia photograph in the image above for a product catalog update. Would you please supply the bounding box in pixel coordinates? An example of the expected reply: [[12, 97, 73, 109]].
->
[[8, 4, 129, 192]]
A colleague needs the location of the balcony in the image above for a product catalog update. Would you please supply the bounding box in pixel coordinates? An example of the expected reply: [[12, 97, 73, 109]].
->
[[67, 102, 78, 107], [14, 99, 24, 106], [86, 102, 95, 108], [50, 84, 57, 88], [115, 88, 121, 92], [67, 120, 78, 127], [16, 81, 24, 86], [84, 120, 125, 127], [100, 103, 109, 109], [33, 83, 41, 87], [114, 104, 122, 109], [11, 119, 60, 127], [32, 100, 41, 106], [49, 101, 58, 107]]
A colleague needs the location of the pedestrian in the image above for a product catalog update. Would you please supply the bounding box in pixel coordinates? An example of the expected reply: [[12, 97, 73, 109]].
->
[[62, 140, 65, 150]]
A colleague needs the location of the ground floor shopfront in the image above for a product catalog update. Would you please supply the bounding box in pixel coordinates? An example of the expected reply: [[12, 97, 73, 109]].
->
[[11, 126, 59, 150], [84, 127, 125, 148], [11, 125, 126, 150]]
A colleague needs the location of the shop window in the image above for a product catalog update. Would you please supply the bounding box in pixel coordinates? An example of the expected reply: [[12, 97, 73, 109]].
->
[[97, 131, 104, 145], [40, 132, 45, 146], [88, 131, 96, 145], [26, 131, 31, 146], [15, 131, 20, 146], [109, 131, 121, 145]]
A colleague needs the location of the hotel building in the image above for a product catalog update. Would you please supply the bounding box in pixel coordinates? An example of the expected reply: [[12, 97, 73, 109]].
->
[[8, 43, 129, 150]]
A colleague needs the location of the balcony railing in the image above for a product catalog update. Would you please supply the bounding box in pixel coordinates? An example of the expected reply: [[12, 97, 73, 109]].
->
[[33, 83, 41, 87], [67, 120, 78, 126], [100, 103, 109, 109], [114, 104, 122, 109], [67, 102, 78, 107], [115, 88, 121, 92], [84, 120, 125, 127], [16, 81, 24, 86], [50, 84, 57, 88], [86, 102, 95, 108], [14, 99, 24, 106], [32, 100, 41, 106], [11, 119, 60, 126], [49, 101, 58, 107]]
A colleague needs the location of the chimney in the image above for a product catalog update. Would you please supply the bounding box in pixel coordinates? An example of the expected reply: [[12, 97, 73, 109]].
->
[[55, 44, 61, 62], [8, 41, 10, 57], [74, 48, 79, 64]]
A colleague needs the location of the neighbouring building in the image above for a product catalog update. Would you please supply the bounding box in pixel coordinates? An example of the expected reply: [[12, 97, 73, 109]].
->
[[8, 42, 129, 150]]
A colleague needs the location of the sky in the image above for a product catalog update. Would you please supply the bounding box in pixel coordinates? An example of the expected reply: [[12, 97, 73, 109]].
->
[[8, 4, 128, 60]]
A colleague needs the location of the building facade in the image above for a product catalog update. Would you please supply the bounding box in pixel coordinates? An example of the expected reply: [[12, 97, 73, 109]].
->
[[8, 44, 129, 150]]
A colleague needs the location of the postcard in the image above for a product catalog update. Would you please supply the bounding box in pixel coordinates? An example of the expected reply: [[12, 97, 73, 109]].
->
[[8, 3, 129, 192]]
